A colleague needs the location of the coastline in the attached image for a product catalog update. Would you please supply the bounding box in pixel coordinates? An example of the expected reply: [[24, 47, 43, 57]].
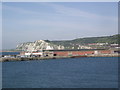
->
[[1, 53, 119, 62]]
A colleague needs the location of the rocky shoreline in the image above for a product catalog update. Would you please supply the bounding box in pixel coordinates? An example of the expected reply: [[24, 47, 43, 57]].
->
[[0, 53, 119, 62]]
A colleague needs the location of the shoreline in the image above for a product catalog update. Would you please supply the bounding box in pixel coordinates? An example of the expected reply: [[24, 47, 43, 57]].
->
[[1, 54, 119, 62]]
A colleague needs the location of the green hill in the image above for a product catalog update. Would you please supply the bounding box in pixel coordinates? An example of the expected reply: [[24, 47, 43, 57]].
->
[[49, 34, 120, 49], [16, 34, 120, 51], [72, 34, 120, 44]]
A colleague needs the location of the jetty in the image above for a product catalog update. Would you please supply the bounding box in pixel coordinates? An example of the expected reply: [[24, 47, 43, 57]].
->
[[1, 48, 119, 62], [1, 56, 73, 62], [1, 53, 119, 62]]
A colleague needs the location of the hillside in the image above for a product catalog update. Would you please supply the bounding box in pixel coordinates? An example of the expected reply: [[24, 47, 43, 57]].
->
[[73, 34, 119, 44], [50, 34, 119, 49], [16, 40, 64, 51], [16, 34, 120, 51], [51, 34, 119, 44]]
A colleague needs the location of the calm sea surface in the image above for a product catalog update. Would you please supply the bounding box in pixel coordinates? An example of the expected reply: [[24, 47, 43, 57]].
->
[[2, 57, 118, 88], [1, 52, 20, 55]]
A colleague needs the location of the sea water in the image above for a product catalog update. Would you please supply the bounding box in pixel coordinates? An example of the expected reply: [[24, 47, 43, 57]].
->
[[1, 52, 20, 56], [2, 57, 118, 88]]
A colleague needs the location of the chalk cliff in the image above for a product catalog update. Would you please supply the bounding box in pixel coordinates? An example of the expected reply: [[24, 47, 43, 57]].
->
[[16, 40, 64, 51]]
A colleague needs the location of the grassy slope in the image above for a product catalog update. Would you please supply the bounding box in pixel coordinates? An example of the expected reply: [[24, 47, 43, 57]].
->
[[50, 34, 120, 47]]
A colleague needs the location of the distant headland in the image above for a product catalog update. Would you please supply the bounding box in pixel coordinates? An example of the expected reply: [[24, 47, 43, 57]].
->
[[1, 34, 120, 62]]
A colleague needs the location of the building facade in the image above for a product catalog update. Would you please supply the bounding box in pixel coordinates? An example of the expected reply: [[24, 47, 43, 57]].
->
[[43, 49, 113, 57]]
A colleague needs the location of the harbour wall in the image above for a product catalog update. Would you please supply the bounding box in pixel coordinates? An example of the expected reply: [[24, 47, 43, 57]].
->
[[1, 53, 119, 62]]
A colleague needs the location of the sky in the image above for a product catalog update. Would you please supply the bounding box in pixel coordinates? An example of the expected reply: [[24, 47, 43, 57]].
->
[[2, 2, 118, 49]]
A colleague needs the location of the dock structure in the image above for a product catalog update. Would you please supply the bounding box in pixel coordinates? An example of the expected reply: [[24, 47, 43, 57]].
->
[[1, 49, 119, 62], [43, 49, 115, 57]]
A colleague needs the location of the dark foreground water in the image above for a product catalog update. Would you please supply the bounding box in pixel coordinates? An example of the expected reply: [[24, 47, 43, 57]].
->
[[2, 57, 118, 88]]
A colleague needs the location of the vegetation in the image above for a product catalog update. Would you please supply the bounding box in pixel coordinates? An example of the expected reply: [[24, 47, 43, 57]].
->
[[14, 34, 120, 51], [50, 34, 120, 47], [73, 34, 119, 44]]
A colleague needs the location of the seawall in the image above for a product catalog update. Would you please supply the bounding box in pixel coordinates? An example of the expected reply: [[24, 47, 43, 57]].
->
[[1, 56, 72, 62], [0, 53, 119, 62]]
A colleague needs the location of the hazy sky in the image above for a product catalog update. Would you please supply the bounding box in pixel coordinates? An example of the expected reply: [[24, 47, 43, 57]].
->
[[2, 2, 118, 49]]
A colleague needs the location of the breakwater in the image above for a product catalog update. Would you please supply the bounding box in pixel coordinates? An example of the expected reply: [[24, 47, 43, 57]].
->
[[1, 56, 72, 62], [1, 53, 119, 62]]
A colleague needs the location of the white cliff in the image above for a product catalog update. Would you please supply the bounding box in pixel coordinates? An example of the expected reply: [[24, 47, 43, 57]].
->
[[16, 40, 64, 51]]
